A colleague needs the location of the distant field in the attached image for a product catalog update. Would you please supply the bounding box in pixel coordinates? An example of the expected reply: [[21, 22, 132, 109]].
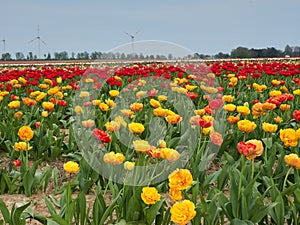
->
[[0, 57, 299, 65]]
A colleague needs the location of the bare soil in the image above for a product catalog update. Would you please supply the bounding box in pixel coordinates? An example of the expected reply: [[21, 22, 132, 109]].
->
[[0, 147, 224, 224]]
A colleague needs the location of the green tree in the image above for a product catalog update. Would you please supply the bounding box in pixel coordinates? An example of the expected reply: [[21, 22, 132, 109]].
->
[[70, 52, 76, 60], [231, 47, 250, 58], [91, 51, 103, 59], [284, 45, 293, 56], [265, 47, 282, 57], [120, 53, 126, 59], [1, 53, 11, 60], [76, 51, 89, 60], [46, 53, 51, 60], [15, 52, 25, 60], [294, 46, 300, 56], [214, 52, 230, 59], [27, 52, 33, 60]]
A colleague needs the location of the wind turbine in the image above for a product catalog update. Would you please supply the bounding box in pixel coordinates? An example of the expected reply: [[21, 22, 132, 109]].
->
[[124, 30, 139, 53], [29, 25, 46, 59], [1, 39, 5, 53]]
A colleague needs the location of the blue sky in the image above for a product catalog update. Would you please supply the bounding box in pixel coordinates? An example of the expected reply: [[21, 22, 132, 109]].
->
[[1, 0, 300, 57]]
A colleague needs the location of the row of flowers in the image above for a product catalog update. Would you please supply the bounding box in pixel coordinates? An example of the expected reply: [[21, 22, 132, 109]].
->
[[1, 59, 300, 224]]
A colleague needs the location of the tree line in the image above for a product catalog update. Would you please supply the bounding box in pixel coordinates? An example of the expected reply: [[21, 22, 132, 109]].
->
[[1, 45, 300, 61], [215, 45, 300, 59], [1, 51, 209, 61]]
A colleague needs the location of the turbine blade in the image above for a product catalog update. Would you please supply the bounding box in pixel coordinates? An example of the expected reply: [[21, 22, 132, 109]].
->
[[29, 38, 37, 43], [124, 31, 134, 38], [124, 31, 131, 36]]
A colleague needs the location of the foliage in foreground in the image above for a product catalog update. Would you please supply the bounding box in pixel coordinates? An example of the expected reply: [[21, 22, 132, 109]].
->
[[0, 60, 300, 224]]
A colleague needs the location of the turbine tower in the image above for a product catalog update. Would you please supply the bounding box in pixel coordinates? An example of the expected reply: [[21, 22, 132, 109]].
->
[[29, 25, 46, 59], [1, 39, 5, 53], [124, 30, 139, 53]]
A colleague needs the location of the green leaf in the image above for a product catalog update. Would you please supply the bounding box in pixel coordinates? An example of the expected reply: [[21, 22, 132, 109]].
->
[[11, 202, 31, 225], [51, 167, 59, 194], [112, 219, 127, 225], [162, 208, 171, 225], [145, 200, 164, 225], [41, 164, 51, 192], [222, 152, 237, 166], [2, 171, 19, 194], [64, 201, 75, 224], [99, 190, 122, 225], [0, 198, 10, 223], [77, 192, 87, 225], [229, 170, 240, 218], [250, 202, 277, 223], [294, 188, 300, 206], [217, 164, 230, 190], [4, 140, 13, 152], [126, 195, 142, 221], [202, 170, 221, 188], [191, 181, 200, 203], [269, 195, 285, 225], [262, 137, 272, 149], [241, 194, 249, 220], [23, 159, 42, 196], [281, 182, 300, 196], [216, 192, 233, 220], [125, 221, 146, 225], [108, 182, 119, 199], [44, 196, 58, 216], [168, 137, 180, 149], [92, 196, 101, 225], [206, 193, 223, 224], [23, 211, 47, 225], [199, 153, 215, 171], [98, 191, 107, 216], [230, 218, 254, 225], [49, 195, 60, 208], [218, 133, 235, 155], [49, 215, 70, 225], [243, 172, 260, 195], [46, 218, 60, 225]]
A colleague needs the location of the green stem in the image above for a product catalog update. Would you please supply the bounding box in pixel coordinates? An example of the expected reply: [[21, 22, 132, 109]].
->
[[295, 169, 299, 183], [243, 133, 246, 142], [148, 163, 169, 183], [148, 161, 159, 186], [25, 141, 29, 169], [132, 153, 144, 186], [107, 139, 112, 152], [125, 135, 134, 157], [167, 125, 174, 143], [197, 128, 203, 157], [264, 133, 269, 164], [251, 158, 255, 180], [238, 156, 245, 200], [283, 167, 293, 191]]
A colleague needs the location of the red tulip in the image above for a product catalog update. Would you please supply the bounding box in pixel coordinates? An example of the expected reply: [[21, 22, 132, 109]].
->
[[237, 142, 256, 156], [11, 159, 22, 167], [93, 128, 111, 143], [208, 99, 224, 110], [293, 110, 300, 121], [186, 92, 198, 100]]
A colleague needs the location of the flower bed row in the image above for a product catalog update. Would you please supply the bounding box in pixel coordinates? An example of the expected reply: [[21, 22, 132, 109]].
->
[[0, 59, 300, 224]]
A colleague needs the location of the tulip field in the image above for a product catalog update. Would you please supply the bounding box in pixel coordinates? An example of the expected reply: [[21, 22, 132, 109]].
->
[[1, 59, 300, 224]]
